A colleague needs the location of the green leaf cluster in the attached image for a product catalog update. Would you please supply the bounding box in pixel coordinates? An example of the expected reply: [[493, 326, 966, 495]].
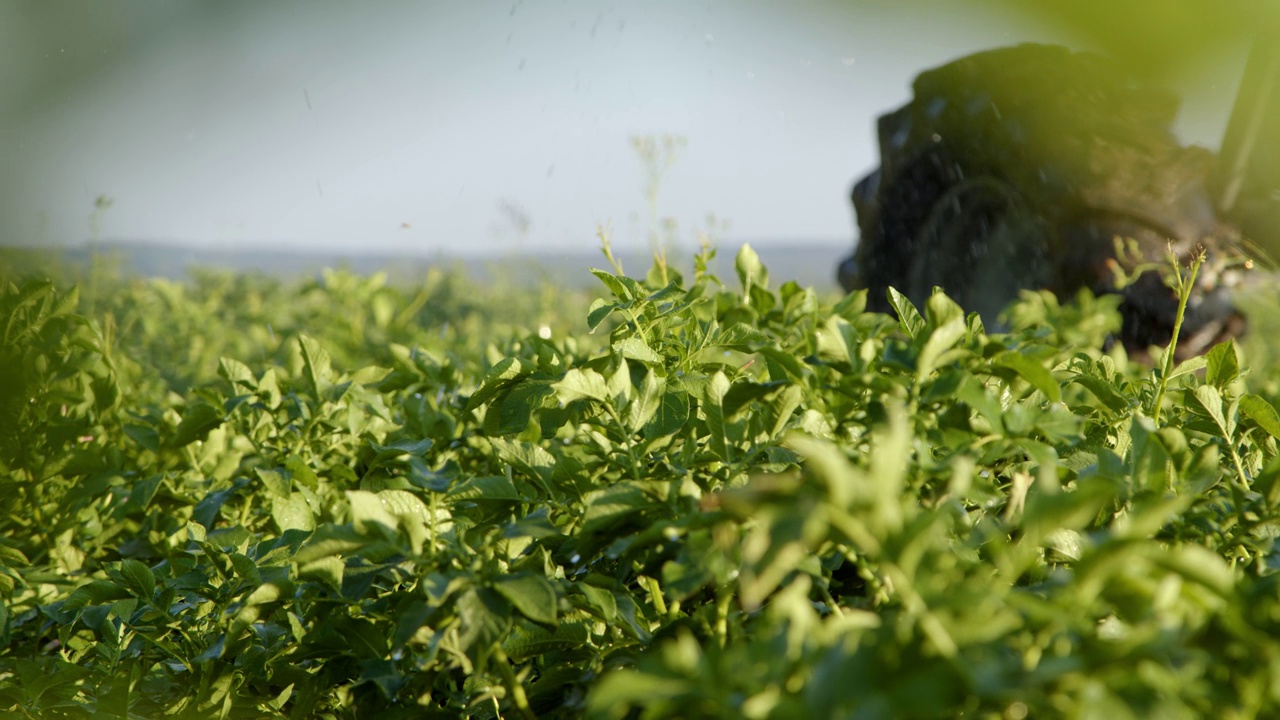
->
[[4, 245, 1280, 718]]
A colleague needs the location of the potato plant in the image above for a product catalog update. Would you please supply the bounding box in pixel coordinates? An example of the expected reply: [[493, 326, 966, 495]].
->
[[3, 245, 1280, 718]]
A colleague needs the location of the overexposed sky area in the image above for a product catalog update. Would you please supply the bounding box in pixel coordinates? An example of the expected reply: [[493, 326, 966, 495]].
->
[[0, 1, 1247, 256]]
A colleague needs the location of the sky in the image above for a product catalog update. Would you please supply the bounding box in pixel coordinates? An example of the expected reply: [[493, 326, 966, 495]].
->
[[0, 1, 1250, 257]]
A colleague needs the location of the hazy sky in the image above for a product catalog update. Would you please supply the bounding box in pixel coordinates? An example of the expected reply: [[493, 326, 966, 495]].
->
[[0, 1, 1247, 256]]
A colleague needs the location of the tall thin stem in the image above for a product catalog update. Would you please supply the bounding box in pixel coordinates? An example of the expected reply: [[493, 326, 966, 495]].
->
[[1152, 247, 1205, 425]]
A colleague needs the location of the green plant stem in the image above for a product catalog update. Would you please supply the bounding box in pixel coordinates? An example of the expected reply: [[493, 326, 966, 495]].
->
[[1152, 250, 1204, 425], [491, 647, 537, 720], [604, 404, 644, 481], [715, 588, 731, 648], [1226, 440, 1252, 531]]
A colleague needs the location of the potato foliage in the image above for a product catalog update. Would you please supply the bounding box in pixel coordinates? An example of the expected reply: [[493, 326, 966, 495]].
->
[[3, 246, 1280, 719]]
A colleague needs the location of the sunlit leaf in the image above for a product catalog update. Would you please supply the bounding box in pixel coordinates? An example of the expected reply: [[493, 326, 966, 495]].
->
[[493, 574, 558, 625], [1241, 394, 1280, 439]]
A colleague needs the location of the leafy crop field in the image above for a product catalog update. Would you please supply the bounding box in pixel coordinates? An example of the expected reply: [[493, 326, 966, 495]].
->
[[4, 244, 1280, 718]]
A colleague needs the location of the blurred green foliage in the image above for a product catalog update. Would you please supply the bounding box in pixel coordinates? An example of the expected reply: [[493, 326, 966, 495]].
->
[[987, 0, 1262, 78]]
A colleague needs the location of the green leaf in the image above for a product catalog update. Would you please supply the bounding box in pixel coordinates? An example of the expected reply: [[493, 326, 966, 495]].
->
[[768, 384, 804, 439], [258, 367, 283, 408], [588, 668, 693, 712], [347, 490, 398, 535], [299, 556, 344, 591], [268, 684, 295, 712], [993, 351, 1062, 403], [703, 371, 732, 461], [0, 545, 29, 566], [297, 334, 334, 398], [185, 521, 207, 543], [493, 574, 558, 624], [495, 378, 555, 436], [454, 588, 512, 661], [172, 402, 224, 447], [218, 357, 257, 389], [256, 468, 291, 498], [553, 368, 609, 405], [628, 368, 664, 432], [1168, 355, 1208, 381], [62, 580, 131, 611], [123, 423, 160, 452], [118, 559, 155, 599], [271, 493, 315, 532], [886, 287, 926, 339], [489, 437, 557, 495], [587, 299, 620, 332], [503, 620, 589, 661], [717, 322, 769, 349], [643, 390, 689, 439], [467, 357, 531, 410], [582, 483, 651, 533], [662, 558, 713, 603], [1191, 385, 1232, 438], [924, 290, 965, 329], [368, 438, 435, 465], [1241, 394, 1280, 439], [645, 280, 685, 304], [286, 456, 320, 490], [726, 384, 789, 426], [615, 337, 664, 365], [229, 553, 261, 584], [294, 525, 368, 564], [916, 314, 966, 381], [245, 582, 286, 607], [590, 268, 641, 302], [378, 489, 431, 522], [450, 475, 522, 502], [504, 509, 561, 539], [757, 347, 807, 382], [1151, 545, 1234, 597], [575, 583, 619, 623], [957, 376, 1006, 433], [1069, 375, 1130, 413], [1022, 477, 1117, 541], [1204, 341, 1240, 388], [607, 356, 632, 405]]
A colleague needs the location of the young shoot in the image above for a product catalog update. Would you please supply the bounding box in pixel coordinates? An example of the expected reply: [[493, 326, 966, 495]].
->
[[1150, 243, 1206, 424]]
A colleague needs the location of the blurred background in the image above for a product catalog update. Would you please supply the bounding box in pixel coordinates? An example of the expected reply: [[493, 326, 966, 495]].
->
[[0, 0, 1260, 285]]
